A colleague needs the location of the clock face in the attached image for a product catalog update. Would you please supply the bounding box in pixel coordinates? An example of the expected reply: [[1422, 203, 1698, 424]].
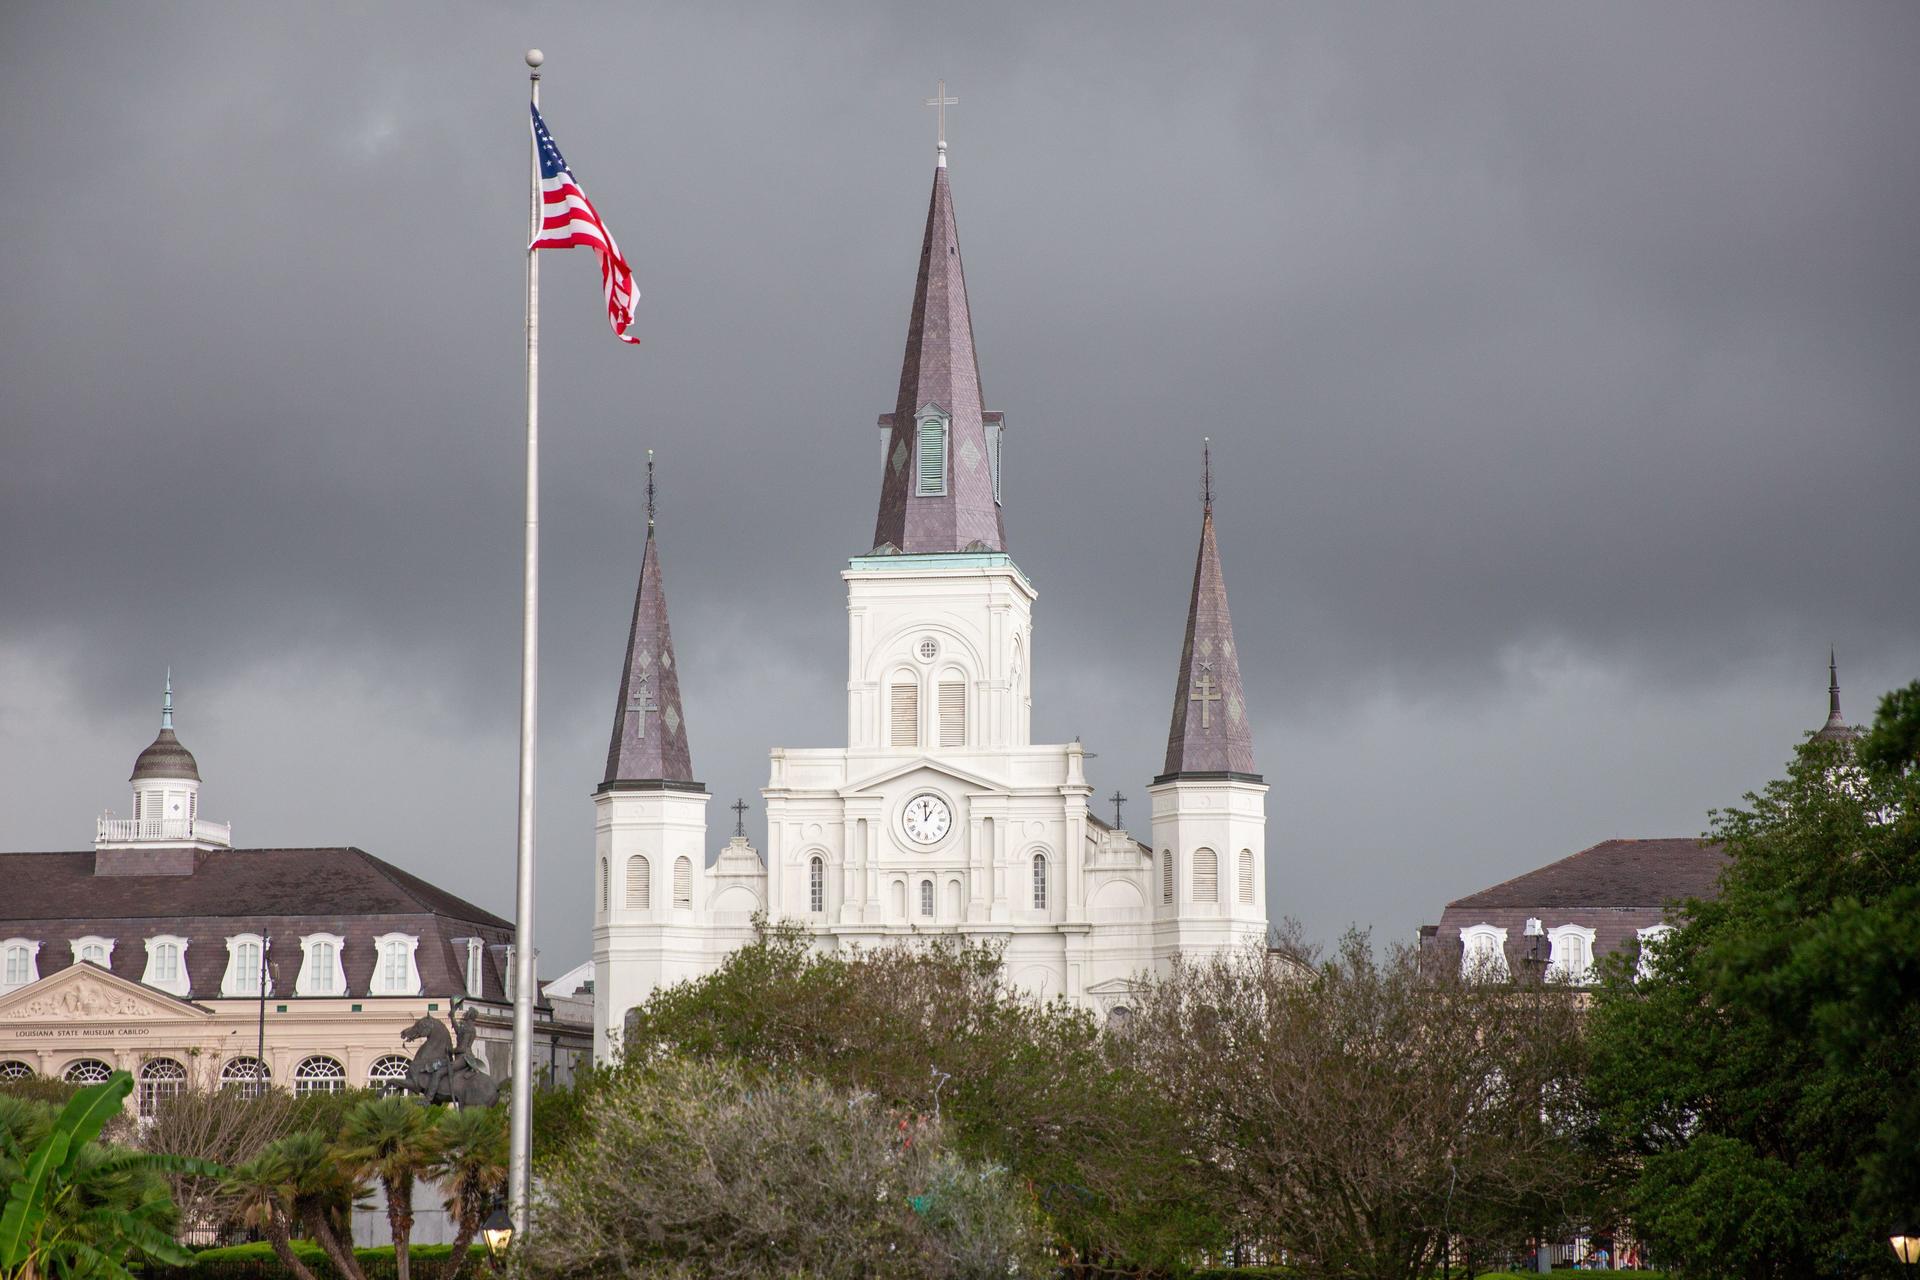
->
[[902, 794, 952, 845]]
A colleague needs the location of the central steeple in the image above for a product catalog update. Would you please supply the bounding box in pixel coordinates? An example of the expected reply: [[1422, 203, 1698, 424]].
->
[[871, 144, 1007, 555]]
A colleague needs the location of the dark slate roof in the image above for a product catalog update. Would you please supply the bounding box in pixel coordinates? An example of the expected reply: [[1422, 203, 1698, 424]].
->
[[871, 160, 1007, 555], [1447, 838, 1727, 911], [1158, 492, 1258, 781], [603, 527, 696, 786], [1812, 650, 1864, 744], [0, 848, 514, 1002], [131, 728, 199, 782]]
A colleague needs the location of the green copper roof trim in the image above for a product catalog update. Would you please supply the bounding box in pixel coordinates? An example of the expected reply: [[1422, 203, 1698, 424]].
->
[[847, 552, 1027, 575]]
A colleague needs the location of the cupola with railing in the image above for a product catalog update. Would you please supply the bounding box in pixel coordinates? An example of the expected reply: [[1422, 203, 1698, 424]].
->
[[94, 674, 230, 873]]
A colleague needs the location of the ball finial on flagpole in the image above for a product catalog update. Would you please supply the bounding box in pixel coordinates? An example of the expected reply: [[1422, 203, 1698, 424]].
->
[[525, 49, 544, 68]]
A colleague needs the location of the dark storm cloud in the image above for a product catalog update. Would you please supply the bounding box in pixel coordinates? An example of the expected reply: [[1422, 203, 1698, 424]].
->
[[3, 1, 1915, 962]]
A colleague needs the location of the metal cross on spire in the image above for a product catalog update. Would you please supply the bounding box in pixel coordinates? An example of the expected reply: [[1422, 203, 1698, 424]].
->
[[1202, 436, 1213, 513], [731, 797, 749, 838], [646, 448, 656, 530], [925, 80, 957, 162], [1109, 790, 1127, 829]]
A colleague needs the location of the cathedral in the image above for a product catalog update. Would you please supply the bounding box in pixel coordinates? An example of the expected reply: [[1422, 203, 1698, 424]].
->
[[590, 137, 1269, 1056]]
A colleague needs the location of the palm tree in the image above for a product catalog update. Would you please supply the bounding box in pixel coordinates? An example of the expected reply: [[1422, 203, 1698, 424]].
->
[[271, 1131, 365, 1280], [336, 1098, 442, 1280], [423, 1108, 506, 1280], [220, 1148, 319, 1280]]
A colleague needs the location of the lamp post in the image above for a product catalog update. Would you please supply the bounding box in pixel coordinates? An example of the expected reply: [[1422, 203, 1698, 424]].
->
[[1891, 1231, 1920, 1267], [483, 1207, 514, 1265]]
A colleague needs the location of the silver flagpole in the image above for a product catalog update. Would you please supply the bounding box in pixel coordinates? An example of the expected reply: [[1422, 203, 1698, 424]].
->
[[509, 46, 544, 1239]]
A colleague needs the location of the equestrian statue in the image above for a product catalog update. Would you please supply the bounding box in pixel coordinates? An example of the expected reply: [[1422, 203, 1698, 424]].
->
[[399, 1007, 500, 1108]]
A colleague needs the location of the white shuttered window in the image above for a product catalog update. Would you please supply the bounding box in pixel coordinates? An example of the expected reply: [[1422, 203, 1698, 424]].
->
[[1238, 850, 1255, 903], [626, 856, 650, 909], [938, 682, 966, 747], [673, 856, 692, 908], [890, 683, 919, 747], [1193, 848, 1219, 903]]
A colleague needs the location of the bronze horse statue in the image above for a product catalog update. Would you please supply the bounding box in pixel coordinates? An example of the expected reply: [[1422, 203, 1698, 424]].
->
[[399, 1010, 500, 1109]]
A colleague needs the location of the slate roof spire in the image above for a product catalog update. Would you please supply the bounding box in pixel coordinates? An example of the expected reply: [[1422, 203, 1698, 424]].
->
[[1812, 647, 1862, 744], [871, 147, 1006, 555], [132, 671, 199, 783], [603, 454, 697, 787], [1158, 441, 1259, 783]]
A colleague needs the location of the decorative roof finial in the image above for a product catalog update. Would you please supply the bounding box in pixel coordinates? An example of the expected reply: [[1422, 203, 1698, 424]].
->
[[925, 79, 957, 167], [1202, 437, 1213, 514], [162, 668, 174, 730], [731, 797, 749, 839], [1829, 646, 1841, 719], [646, 448, 656, 531]]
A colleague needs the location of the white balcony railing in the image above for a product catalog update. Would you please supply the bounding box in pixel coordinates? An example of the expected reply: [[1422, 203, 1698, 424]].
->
[[95, 816, 233, 846]]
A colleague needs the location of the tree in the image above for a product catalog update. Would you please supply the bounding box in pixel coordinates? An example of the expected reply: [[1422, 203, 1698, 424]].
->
[[1585, 681, 1920, 1278], [1125, 934, 1593, 1280], [518, 1055, 1049, 1280], [618, 923, 1216, 1272], [336, 1096, 444, 1280], [138, 1073, 297, 1244], [424, 1106, 506, 1280], [0, 1073, 217, 1280]]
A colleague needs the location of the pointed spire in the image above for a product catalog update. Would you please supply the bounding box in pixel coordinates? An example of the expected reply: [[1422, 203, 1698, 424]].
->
[[1813, 647, 1860, 744], [162, 668, 173, 729], [603, 457, 697, 787], [133, 671, 198, 783], [870, 151, 1005, 555], [1158, 445, 1259, 782]]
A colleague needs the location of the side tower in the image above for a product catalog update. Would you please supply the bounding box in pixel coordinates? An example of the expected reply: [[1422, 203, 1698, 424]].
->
[[591, 457, 709, 1059], [1149, 445, 1268, 963]]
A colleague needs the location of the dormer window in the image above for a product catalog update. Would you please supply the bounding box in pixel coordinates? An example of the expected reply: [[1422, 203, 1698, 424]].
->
[[1459, 924, 1509, 981], [915, 410, 948, 497], [142, 935, 190, 997], [295, 933, 346, 997], [1547, 924, 1597, 985], [464, 937, 485, 996], [1635, 924, 1673, 981], [986, 417, 1004, 503], [70, 937, 115, 968], [222, 935, 270, 998], [370, 933, 421, 997], [1, 939, 40, 992]]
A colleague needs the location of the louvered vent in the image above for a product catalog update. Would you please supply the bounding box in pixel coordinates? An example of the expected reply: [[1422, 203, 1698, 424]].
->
[[938, 682, 966, 747], [891, 683, 919, 747], [1162, 851, 1174, 904], [1238, 850, 1255, 903], [1194, 848, 1219, 902], [626, 855, 650, 909], [916, 416, 947, 496], [673, 856, 692, 908]]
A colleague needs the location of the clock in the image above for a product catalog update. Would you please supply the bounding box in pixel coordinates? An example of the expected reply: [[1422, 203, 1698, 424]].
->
[[902, 794, 952, 845]]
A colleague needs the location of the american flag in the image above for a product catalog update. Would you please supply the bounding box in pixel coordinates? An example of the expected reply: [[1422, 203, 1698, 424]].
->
[[529, 104, 639, 344]]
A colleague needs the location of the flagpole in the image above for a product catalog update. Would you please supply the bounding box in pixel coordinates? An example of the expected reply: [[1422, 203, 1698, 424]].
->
[[508, 45, 544, 1240]]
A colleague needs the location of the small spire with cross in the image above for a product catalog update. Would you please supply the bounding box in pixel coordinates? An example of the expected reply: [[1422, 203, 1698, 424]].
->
[[1109, 790, 1127, 829], [925, 79, 957, 166], [731, 797, 749, 839], [1202, 436, 1213, 513], [646, 448, 656, 531]]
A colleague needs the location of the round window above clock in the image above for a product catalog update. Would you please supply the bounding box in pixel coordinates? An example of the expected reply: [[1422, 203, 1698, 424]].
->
[[901, 793, 952, 845]]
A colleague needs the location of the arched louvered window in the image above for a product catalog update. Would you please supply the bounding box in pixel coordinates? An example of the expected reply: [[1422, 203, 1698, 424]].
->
[[890, 682, 919, 747], [599, 858, 610, 912], [915, 414, 947, 496], [987, 419, 1003, 503], [1238, 849, 1255, 904], [1032, 853, 1048, 910], [626, 855, 651, 909], [1193, 848, 1218, 903], [937, 681, 966, 747], [809, 856, 825, 913], [919, 879, 935, 917], [1161, 850, 1174, 904], [673, 856, 692, 908]]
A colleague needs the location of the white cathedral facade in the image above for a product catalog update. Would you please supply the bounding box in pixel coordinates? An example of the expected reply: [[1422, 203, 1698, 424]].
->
[[590, 139, 1268, 1057]]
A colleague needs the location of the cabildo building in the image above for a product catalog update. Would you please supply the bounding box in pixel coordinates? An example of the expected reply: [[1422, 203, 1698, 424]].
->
[[588, 135, 1272, 1056], [0, 680, 590, 1109]]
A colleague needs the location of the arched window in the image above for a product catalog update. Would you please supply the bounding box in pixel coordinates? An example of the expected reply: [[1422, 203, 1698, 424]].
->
[[0, 939, 39, 991], [599, 858, 610, 911], [0, 1061, 34, 1081], [371, 933, 421, 996], [937, 678, 966, 747], [64, 1059, 113, 1085], [890, 681, 919, 747], [221, 1057, 270, 1099], [1031, 853, 1048, 910], [1161, 850, 1174, 904], [1193, 848, 1219, 903], [1459, 925, 1510, 981], [915, 412, 948, 496], [70, 936, 114, 968], [626, 855, 651, 909], [890, 879, 906, 919], [142, 935, 189, 998], [368, 1055, 412, 1095], [946, 878, 962, 920], [1238, 850, 1255, 904], [919, 879, 935, 917], [296, 934, 345, 997], [673, 856, 692, 909], [293, 1056, 345, 1096], [222, 935, 267, 998], [808, 856, 825, 913], [1547, 924, 1596, 985], [138, 1058, 187, 1117]]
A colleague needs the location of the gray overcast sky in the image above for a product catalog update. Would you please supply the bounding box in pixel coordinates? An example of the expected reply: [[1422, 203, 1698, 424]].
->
[[3, 1, 1916, 972]]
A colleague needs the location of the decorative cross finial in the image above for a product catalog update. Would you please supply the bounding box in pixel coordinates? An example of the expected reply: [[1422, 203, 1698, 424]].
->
[[1109, 790, 1127, 828], [162, 668, 174, 730], [1202, 436, 1213, 513], [925, 80, 957, 165], [1829, 645, 1841, 718], [731, 797, 749, 838], [646, 448, 656, 530]]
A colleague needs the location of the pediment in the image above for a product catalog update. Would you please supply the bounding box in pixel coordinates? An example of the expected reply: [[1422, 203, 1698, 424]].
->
[[0, 962, 212, 1023], [840, 756, 1005, 798], [1084, 977, 1147, 998]]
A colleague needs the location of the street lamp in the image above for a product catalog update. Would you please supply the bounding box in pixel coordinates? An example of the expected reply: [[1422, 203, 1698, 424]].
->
[[483, 1207, 514, 1262], [1891, 1232, 1920, 1266]]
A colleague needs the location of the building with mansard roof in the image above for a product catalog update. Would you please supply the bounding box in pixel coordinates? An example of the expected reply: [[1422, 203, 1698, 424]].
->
[[0, 679, 591, 1110], [589, 135, 1270, 1056], [1419, 655, 1865, 984]]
